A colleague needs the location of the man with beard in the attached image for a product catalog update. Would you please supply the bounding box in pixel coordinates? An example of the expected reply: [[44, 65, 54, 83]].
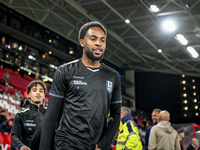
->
[[144, 108, 161, 150], [39, 21, 122, 150], [11, 80, 47, 150]]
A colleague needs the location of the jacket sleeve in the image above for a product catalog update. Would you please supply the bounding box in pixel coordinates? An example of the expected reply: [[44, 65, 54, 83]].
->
[[0, 122, 7, 133], [148, 126, 157, 150], [98, 103, 121, 150], [144, 127, 151, 150], [124, 125, 143, 149], [175, 132, 181, 150], [11, 113, 26, 150], [39, 96, 63, 150]]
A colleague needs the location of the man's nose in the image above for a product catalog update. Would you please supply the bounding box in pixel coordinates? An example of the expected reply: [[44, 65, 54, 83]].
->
[[95, 39, 102, 46]]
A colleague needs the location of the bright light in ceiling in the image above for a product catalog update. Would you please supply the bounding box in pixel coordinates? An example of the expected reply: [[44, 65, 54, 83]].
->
[[187, 46, 199, 58], [125, 19, 130, 24], [176, 34, 188, 45], [158, 49, 162, 53], [162, 20, 176, 32], [150, 5, 159, 12]]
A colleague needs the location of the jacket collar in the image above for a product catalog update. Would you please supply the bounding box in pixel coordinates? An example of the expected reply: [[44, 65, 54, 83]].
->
[[121, 115, 133, 124], [30, 103, 44, 111]]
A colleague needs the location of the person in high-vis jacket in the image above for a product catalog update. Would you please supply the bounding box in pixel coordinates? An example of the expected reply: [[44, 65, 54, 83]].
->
[[116, 107, 143, 150]]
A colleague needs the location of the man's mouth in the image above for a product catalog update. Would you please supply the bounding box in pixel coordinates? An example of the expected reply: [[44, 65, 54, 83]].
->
[[36, 96, 41, 99], [93, 48, 102, 54]]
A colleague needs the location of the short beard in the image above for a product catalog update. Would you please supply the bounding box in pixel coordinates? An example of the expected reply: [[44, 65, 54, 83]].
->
[[32, 100, 42, 104], [34, 101, 42, 104], [85, 49, 104, 61]]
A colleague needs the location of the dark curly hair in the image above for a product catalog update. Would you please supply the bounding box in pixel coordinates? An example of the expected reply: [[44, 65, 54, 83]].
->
[[78, 21, 107, 40], [27, 80, 47, 94]]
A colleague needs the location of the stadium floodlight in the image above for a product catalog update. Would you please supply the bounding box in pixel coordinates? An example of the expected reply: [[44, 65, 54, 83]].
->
[[176, 34, 188, 45], [28, 55, 36, 61], [125, 19, 130, 24], [162, 20, 176, 32], [49, 64, 58, 69], [187, 46, 199, 58], [158, 49, 162, 53], [150, 5, 159, 12], [19, 46, 23, 50], [183, 100, 187, 104]]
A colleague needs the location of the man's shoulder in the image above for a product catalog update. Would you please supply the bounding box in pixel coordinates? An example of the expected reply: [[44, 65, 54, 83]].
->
[[102, 63, 120, 76], [18, 108, 30, 114], [59, 59, 80, 69], [147, 125, 154, 131], [57, 59, 80, 74]]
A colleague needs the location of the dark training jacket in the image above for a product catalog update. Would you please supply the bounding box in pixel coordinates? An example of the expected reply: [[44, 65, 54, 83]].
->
[[11, 104, 46, 150], [0, 120, 12, 133]]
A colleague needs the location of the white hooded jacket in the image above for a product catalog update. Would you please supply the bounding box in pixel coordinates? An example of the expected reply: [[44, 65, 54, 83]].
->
[[148, 121, 181, 150]]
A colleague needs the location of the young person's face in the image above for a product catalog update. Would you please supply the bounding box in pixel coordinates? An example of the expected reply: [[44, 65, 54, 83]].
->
[[80, 27, 106, 61], [28, 84, 45, 105], [9, 120, 13, 126]]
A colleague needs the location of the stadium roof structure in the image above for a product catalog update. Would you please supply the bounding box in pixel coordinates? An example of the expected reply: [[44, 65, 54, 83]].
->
[[1, 0, 200, 77]]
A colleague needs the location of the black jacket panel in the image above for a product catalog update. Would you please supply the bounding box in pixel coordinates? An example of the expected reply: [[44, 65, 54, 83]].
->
[[0, 121, 11, 133], [11, 104, 46, 150]]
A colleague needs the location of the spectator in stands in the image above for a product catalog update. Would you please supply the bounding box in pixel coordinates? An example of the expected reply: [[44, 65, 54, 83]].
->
[[4, 71, 9, 86], [148, 110, 180, 150], [134, 115, 138, 124], [178, 129, 185, 150], [0, 109, 7, 124], [144, 108, 161, 150], [0, 86, 3, 94], [187, 138, 200, 150], [143, 118, 147, 129], [116, 107, 143, 150], [20, 98, 30, 108], [0, 118, 13, 133], [11, 80, 47, 150], [0, 118, 13, 135], [14, 90, 23, 101]]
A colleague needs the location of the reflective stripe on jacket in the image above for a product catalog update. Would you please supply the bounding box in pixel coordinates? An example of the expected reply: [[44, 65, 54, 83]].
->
[[116, 116, 143, 150]]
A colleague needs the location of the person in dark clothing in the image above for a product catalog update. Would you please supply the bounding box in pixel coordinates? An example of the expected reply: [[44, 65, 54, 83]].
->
[[187, 138, 200, 150], [0, 86, 3, 94], [178, 129, 185, 150], [0, 118, 13, 135], [11, 80, 47, 150], [20, 98, 30, 108], [0, 110, 7, 124], [144, 108, 161, 150], [39, 21, 122, 150]]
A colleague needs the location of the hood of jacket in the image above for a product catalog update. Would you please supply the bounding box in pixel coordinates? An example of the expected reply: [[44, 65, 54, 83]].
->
[[121, 115, 133, 124], [157, 121, 174, 134]]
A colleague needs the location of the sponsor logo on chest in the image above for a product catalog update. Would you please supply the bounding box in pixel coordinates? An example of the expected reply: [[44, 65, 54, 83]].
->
[[70, 80, 87, 85], [71, 76, 87, 85], [24, 120, 36, 126]]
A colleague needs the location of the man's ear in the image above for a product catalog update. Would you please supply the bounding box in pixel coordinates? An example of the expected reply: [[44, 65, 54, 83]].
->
[[28, 93, 30, 99], [79, 39, 84, 48]]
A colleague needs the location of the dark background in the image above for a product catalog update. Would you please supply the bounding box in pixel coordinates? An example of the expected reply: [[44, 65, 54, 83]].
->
[[135, 72, 200, 124]]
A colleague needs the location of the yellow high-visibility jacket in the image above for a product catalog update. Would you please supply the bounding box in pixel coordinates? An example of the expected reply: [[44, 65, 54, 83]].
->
[[116, 115, 143, 150]]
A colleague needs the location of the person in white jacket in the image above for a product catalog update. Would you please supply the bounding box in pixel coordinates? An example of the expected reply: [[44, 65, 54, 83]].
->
[[148, 110, 180, 150]]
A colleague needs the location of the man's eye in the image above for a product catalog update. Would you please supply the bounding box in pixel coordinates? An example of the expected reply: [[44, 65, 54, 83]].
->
[[91, 38, 95, 41], [101, 40, 105, 42]]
